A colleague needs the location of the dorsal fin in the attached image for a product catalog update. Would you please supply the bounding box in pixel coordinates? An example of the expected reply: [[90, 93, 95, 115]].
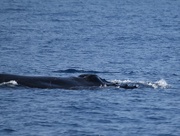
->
[[79, 74, 103, 84]]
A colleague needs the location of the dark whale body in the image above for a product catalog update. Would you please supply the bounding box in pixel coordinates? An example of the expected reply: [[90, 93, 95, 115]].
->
[[0, 73, 137, 89]]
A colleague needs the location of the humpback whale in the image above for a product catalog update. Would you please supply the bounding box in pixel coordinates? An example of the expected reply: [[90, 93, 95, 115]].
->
[[0, 73, 137, 89]]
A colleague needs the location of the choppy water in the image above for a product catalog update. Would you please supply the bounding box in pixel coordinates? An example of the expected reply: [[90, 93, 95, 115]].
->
[[0, 0, 180, 135]]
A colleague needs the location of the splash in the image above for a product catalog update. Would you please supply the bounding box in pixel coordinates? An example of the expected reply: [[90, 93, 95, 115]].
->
[[0, 80, 18, 86], [154, 79, 169, 89], [111, 79, 169, 89]]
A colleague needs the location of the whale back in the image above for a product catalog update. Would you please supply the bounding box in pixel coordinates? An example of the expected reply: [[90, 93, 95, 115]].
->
[[0, 73, 137, 89]]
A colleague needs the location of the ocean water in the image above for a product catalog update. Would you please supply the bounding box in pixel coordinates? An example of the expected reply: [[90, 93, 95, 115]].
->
[[0, 0, 180, 135]]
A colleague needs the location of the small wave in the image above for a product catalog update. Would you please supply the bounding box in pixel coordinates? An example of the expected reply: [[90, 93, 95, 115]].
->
[[1, 128, 15, 133], [111, 79, 169, 89], [53, 69, 120, 74], [0, 80, 18, 86]]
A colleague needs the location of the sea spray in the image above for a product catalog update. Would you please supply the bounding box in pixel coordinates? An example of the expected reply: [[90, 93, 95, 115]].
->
[[111, 79, 169, 89], [0, 80, 18, 86]]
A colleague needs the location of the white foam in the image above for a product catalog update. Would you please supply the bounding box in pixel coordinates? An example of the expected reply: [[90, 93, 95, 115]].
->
[[111, 79, 169, 89], [154, 79, 169, 89], [0, 80, 18, 86]]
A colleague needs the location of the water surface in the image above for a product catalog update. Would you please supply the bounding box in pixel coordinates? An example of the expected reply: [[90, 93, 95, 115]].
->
[[0, 0, 180, 135]]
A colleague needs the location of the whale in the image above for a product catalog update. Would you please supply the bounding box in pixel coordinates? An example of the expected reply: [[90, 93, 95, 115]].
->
[[0, 73, 137, 89]]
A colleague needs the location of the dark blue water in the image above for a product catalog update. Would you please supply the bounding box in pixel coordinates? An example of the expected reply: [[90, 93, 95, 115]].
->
[[0, 0, 180, 135]]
